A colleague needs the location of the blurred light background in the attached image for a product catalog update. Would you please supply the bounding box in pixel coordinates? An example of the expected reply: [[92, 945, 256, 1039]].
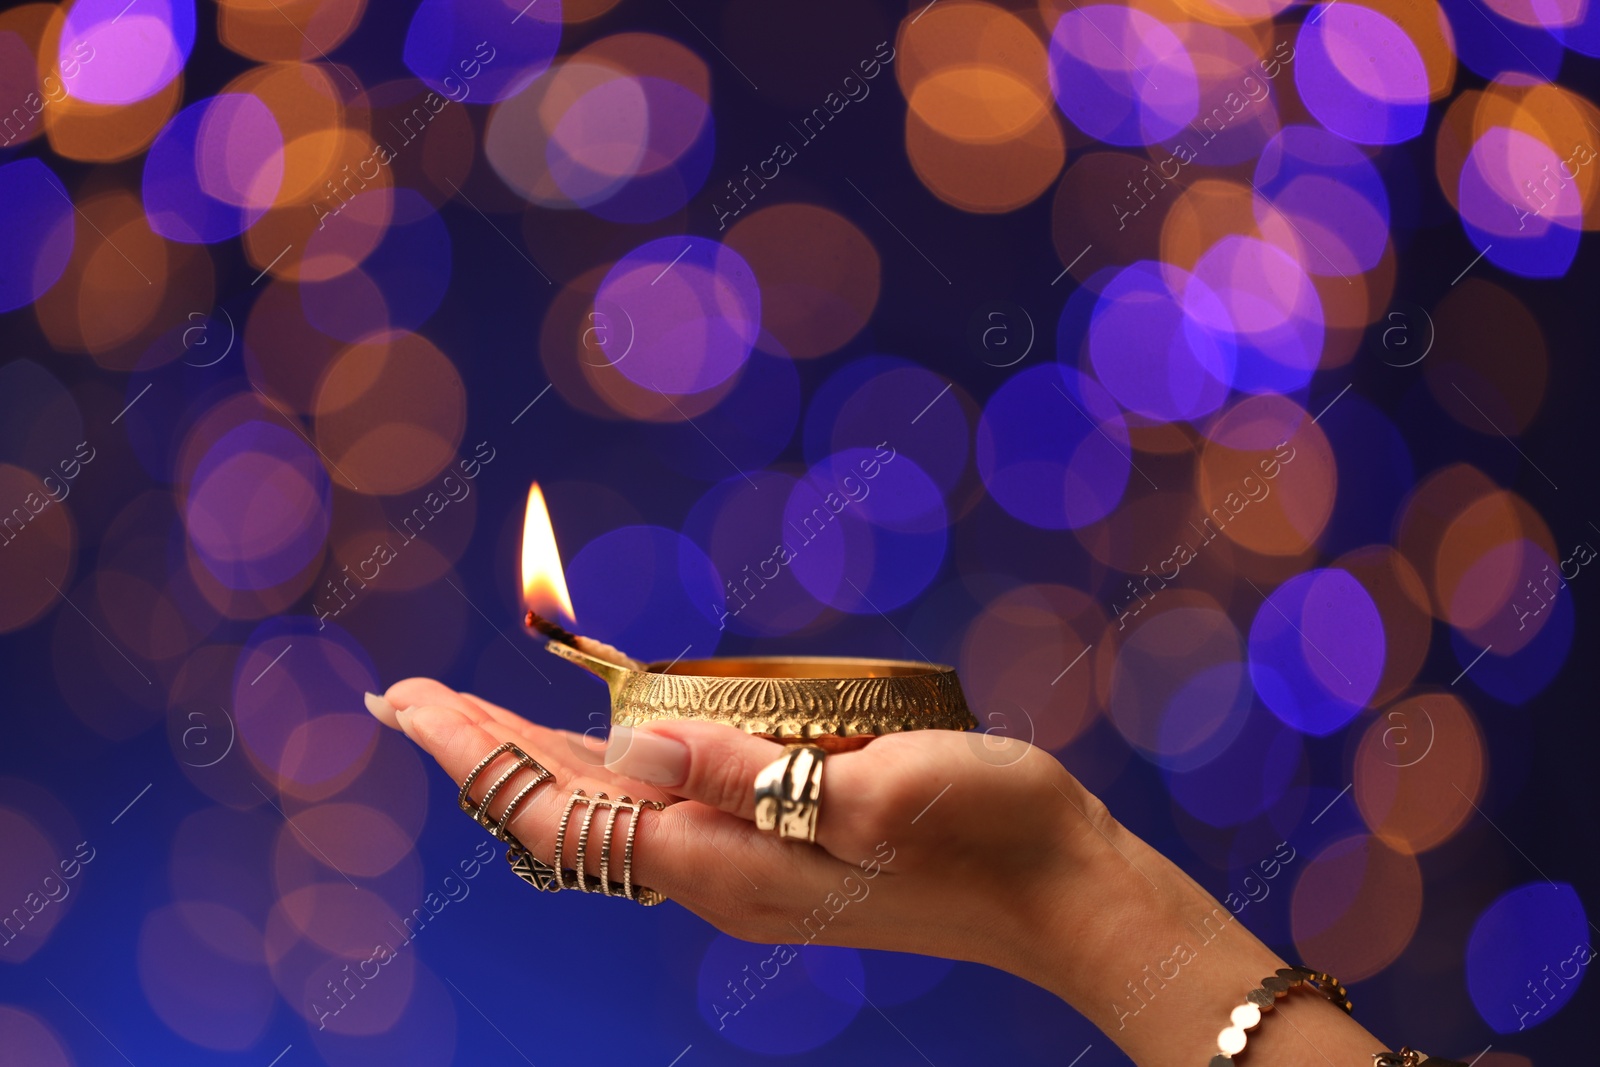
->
[[0, 0, 1596, 1063]]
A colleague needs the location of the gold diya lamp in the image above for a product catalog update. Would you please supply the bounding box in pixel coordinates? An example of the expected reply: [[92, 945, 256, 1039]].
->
[[519, 483, 975, 752]]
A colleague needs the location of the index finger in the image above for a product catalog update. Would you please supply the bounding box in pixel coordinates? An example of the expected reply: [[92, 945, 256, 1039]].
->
[[375, 677, 605, 781], [396, 703, 847, 912]]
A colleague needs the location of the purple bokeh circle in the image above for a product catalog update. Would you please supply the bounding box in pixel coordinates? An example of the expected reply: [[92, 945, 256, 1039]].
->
[[185, 421, 331, 590], [301, 190, 451, 340], [233, 619, 380, 786], [1459, 127, 1582, 279], [783, 449, 947, 614], [1089, 262, 1237, 422], [1186, 235, 1324, 396], [1467, 882, 1589, 1032], [596, 237, 761, 395], [1295, 6, 1429, 145], [60, 0, 194, 106], [144, 94, 283, 244], [1249, 569, 1385, 735], [549, 76, 715, 223], [807, 356, 970, 493], [978, 364, 1133, 529], [566, 525, 726, 660], [1167, 702, 1304, 826], [403, 0, 562, 104], [0, 159, 75, 312], [1254, 126, 1392, 276], [683, 471, 827, 638], [1048, 6, 1199, 147]]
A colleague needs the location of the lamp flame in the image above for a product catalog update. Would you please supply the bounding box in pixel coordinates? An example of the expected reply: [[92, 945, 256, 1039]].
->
[[520, 482, 576, 624]]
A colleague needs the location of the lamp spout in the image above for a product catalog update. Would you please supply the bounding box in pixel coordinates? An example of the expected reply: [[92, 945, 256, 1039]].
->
[[544, 639, 634, 693]]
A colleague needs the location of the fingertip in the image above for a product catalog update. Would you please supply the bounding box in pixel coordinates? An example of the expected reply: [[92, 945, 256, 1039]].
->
[[605, 724, 689, 787], [364, 691, 401, 729], [601, 723, 633, 770], [639, 720, 785, 771], [384, 677, 459, 713], [618, 721, 786, 818]]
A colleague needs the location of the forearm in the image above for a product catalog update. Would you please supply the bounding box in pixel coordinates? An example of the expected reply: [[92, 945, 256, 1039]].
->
[[1009, 818, 1384, 1066]]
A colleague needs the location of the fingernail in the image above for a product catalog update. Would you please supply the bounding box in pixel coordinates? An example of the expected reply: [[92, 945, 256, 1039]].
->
[[605, 725, 688, 787], [364, 691, 398, 725]]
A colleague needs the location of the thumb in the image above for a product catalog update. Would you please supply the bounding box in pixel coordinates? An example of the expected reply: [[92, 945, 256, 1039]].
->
[[605, 720, 787, 822]]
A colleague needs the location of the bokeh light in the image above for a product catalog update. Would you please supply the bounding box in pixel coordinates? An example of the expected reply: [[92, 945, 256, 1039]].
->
[[594, 236, 761, 395], [804, 356, 971, 494], [403, 0, 562, 104], [783, 448, 948, 614], [0, 159, 76, 312], [144, 94, 284, 244], [0, 1007, 71, 1066], [1197, 394, 1336, 556], [1107, 597, 1252, 770], [684, 470, 826, 638], [898, 2, 1064, 211], [696, 935, 864, 1054], [138, 901, 275, 1049], [1467, 883, 1590, 1032], [1334, 545, 1431, 706], [234, 619, 379, 791], [0, 464, 77, 633], [1291, 833, 1422, 981], [1167, 701, 1305, 826], [312, 330, 466, 495], [0, 795, 82, 963], [961, 584, 1104, 752], [1354, 691, 1484, 854], [724, 204, 879, 359], [59, 0, 195, 107], [1249, 568, 1384, 736], [485, 34, 714, 222], [978, 365, 1132, 529], [1295, 6, 1430, 144], [217, 0, 367, 62], [185, 421, 332, 591], [1254, 125, 1392, 277], [1049, 6, 1198, 147], [1088, 261, 1236, 422], [566, 524, 725, 659]]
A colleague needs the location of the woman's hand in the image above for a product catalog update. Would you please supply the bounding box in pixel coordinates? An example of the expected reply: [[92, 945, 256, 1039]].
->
[[369, 677, 1387, 1066], [368, 677, 1116, 975]]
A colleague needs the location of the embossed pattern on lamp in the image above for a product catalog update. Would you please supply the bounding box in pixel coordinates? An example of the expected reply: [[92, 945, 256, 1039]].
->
[[519, 481, 976, 750]]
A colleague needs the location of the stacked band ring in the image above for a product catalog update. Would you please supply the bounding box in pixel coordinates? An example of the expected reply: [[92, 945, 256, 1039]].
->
[[458, 742, 554, 841], [753, 744, 826, 842], [551, 789, 667, 905], [457, 742, 564, 891], [457, 742, 666, 905]]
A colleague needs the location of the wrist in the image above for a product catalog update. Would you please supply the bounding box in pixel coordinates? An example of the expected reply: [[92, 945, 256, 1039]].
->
[[1006, 810, 1384, 1066], [1009, 812, 1285, 1059], [1014, 812, 1254, 999]]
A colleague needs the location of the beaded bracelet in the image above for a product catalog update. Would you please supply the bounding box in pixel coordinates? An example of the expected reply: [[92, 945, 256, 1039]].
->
[[1206, 966, 1351, 1065], [1205, 967, 1470, 1066]]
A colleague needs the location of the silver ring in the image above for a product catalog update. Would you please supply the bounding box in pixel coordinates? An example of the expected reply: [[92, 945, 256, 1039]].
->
[[753, 745, 825, 842]]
